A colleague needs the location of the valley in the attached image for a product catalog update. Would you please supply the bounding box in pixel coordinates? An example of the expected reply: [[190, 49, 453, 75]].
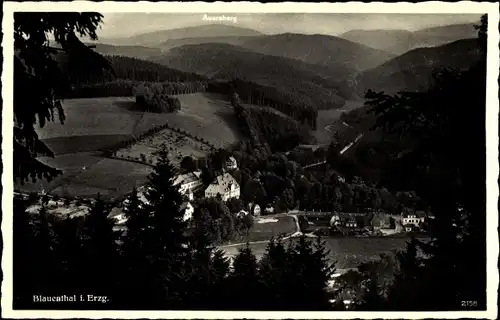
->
[[12, 12, 488, 311]]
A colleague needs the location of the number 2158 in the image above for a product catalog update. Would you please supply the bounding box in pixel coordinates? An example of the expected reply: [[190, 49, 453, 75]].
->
[[461, 300, 478, 308]]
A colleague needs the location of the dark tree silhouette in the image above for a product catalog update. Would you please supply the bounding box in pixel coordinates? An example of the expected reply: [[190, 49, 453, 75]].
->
[[14, 12, 114, 184], [363, 16, 487, 310]]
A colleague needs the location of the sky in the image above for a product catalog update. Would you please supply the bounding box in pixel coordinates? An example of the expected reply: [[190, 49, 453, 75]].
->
[[97, 13, 482, 39]]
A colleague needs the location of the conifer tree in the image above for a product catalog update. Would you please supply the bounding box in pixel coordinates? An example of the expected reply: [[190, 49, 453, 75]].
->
[[285, 237, 335, 310], [229, 244, 260, 309], [258, 238, 289, 309], [120, 149, 190, 309]]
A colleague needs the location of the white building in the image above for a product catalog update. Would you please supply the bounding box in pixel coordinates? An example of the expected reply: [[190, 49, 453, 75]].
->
[[401, 211, 426, 227], [204, 172, 240, 201], [172, 171, 202, 198], [248, 203, 261, 216], [226, 156, 238, 170], [180, 202, 194, 221]]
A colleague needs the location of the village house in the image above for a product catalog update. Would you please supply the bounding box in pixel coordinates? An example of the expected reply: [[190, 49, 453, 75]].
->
[[225, 156, 238, 170], [172, 171, 202, 199], [204, 172, 240, 201], [248, 203, 261, 216], [180, 202, 194, 221], [401, 210, 426, 227], [329, 213, 360, 229]]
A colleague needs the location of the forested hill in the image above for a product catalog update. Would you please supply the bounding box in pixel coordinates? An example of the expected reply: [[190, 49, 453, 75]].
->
[[353, 38, 481, 95], [237, 33, 395, 72], [151, 42, 353, 109], [105, 55, 208, 82], [67, 54, 208, 86]]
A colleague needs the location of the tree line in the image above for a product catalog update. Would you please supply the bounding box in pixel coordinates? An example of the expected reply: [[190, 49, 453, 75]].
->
[[67, 79, 209, 99]]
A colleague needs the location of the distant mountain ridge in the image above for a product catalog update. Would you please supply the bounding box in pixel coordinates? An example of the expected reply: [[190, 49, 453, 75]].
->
[[236, 33, 395, 72], [132, 32, 395, 72], [355, 38, 481, 94], [104, 24, 264, 46], [340, 23, 478, 54]]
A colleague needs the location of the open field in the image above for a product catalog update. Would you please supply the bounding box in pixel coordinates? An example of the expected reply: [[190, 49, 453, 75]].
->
[[222, 236, 428, 269], [134, 93, 244, 148], [38, 97, 144, 140], [38, 93, 243, 155], [16, 152, 152, 200], [116, 128, 213, 167], [242, 215, 298, 242], [19, 92, 244, 199]]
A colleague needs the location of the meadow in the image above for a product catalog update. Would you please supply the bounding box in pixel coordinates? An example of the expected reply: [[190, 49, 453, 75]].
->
[[19, 92, 243, 199], [134, 93, 244, 148]]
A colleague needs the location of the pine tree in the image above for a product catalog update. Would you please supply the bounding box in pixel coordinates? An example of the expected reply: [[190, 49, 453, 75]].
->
[[285, 236, 335, 310], [186, 215, 216, 309], [258, 238, 289, 309], [228, 243, 260, 309], [119, 149, 190, 309]]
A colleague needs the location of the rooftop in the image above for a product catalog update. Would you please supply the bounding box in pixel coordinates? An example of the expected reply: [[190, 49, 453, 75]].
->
[[173, 171, 202, 186], [205, 172, 239, 195]]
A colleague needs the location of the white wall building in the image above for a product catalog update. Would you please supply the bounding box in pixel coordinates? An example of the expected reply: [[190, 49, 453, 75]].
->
[[401, 211, 426, 227], [172, 171, 202, 198], [204, 172, 240, 201], [180, 202, 194, 221], [226, 156, 238, 170]]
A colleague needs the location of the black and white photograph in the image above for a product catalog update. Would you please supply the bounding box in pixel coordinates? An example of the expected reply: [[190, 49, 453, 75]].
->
[[2, 2, 498, 318]]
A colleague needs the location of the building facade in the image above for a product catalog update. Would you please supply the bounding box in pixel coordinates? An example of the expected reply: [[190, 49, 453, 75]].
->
[[204, 172, 240, 201], [226, 156, 238, 170], [172, 171, 202, 197]]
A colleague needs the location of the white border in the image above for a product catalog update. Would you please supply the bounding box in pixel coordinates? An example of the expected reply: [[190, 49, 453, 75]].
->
[[2, 2, 499, 319]]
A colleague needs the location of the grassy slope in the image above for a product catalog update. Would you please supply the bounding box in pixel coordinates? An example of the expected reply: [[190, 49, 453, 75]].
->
[[21, 93, 245, 199]]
